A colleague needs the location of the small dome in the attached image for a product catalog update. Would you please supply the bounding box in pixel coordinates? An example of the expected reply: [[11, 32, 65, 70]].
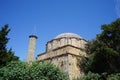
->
[[55, 33, 82, 39]]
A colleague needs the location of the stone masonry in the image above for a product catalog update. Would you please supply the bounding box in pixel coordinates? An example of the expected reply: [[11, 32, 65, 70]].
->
[[27, 35, 37, 62]]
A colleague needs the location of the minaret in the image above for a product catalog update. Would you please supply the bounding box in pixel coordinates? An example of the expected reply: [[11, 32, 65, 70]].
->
[[26, 35, 37, 62]]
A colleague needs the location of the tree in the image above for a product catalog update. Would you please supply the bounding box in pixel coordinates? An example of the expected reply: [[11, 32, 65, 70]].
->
[[0, 24, 19, 68], [85, 18, 120, 74], [0, 61, 68, 80]]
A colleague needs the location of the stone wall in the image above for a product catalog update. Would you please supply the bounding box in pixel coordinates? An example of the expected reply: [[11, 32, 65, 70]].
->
[[37, 45, 87, 61], [37, 53, 83, 80], [46, 37, 86, 53], [45, 54, 69, 73], [37, 45, 86, 80], [68, 54, 84, 79]]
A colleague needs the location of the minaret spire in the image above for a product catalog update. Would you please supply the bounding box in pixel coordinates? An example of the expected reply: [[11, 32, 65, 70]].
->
[[26, 35, 37, 62], [33, 25, 37, 35], [26, 25, 38, 62]]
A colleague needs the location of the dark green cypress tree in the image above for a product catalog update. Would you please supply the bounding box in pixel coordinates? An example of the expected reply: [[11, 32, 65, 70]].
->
[[0, 24, 19, 68]]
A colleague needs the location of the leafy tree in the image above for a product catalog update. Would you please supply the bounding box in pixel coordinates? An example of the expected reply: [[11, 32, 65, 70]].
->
[[85, 18, 120, 74], [0, 24, 19, 68], [0, 61, 68, 80]]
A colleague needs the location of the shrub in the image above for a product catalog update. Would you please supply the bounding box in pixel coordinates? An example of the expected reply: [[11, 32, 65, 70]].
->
[[0, 61, 68, 80]]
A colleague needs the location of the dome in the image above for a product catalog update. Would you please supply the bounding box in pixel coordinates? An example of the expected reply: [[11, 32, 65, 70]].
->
[[55, 33, 82, 39]]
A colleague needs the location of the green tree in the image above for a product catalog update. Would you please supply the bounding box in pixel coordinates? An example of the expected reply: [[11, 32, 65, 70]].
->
[[0, 24, 19, 68], [0, 61, 68, 80], [85, 18, 120, 74]]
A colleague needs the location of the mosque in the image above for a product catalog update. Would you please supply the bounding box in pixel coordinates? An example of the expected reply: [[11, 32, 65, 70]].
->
[[26, 33, 87, 80]]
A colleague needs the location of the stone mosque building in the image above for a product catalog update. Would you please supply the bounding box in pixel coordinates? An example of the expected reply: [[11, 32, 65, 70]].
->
[[27, 33, 87, 80]]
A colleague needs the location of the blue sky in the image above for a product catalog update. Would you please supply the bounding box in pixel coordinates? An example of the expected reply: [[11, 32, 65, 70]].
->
[[0, 0, 119, 60]]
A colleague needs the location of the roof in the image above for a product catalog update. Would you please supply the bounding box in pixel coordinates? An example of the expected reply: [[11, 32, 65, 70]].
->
[[54, 33, 82, 39]]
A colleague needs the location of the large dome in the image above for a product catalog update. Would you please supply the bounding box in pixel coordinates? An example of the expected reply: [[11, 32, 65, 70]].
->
[[55, 33, 82, 39]]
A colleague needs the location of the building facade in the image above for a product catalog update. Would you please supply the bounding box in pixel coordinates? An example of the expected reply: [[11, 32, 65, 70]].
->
[[36, 33, 87, 80]]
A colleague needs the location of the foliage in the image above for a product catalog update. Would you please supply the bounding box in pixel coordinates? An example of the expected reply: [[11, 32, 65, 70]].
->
[[0, 24, 19, 68], [74, 72, 101, 80], [0, 61, 68, 80], [107, 73, 120, 80], [74, 72, 120, 80], [84, 18, 120, 74], [77, 56, 88, 73]]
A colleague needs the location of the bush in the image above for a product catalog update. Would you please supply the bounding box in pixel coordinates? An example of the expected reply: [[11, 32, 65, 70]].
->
[[0, 61, 68, 80], [107, 73, 120, 80], [74, 72, 101, 80]]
